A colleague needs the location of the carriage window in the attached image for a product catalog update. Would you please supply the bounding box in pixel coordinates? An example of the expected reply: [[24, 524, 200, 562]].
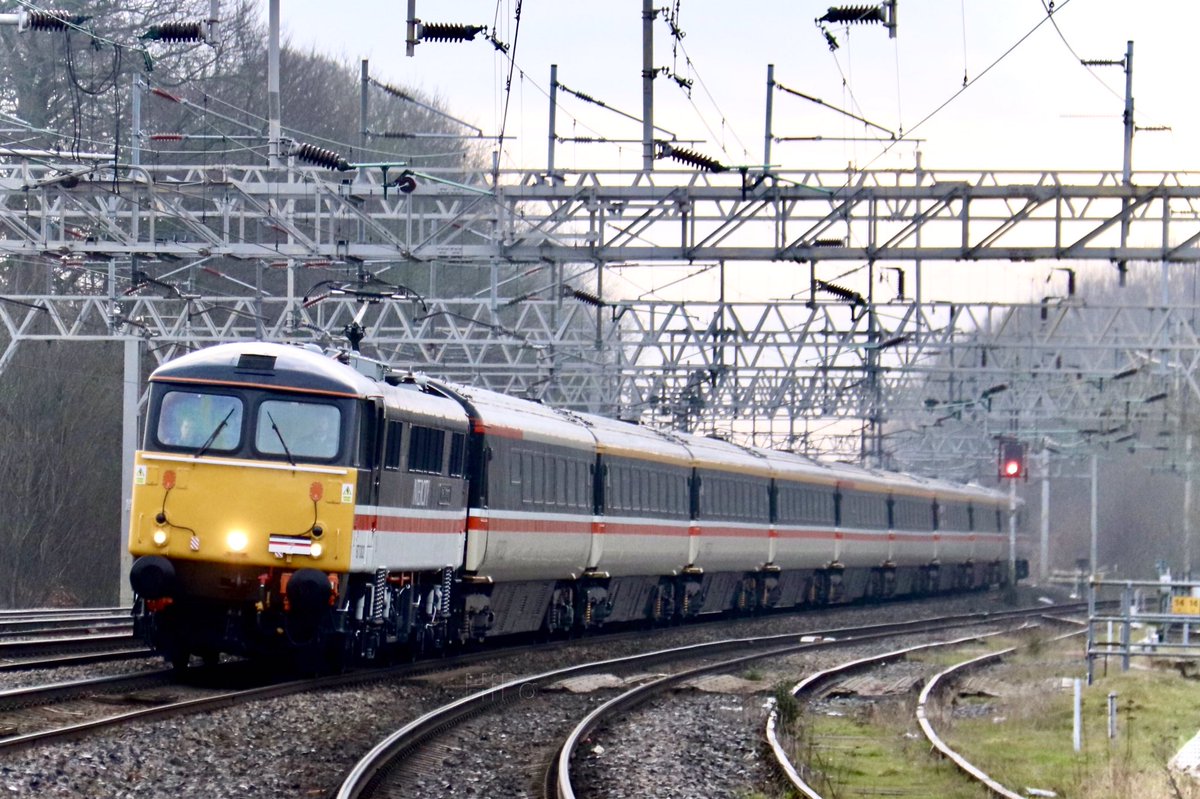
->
[[256, 400, 341, 460], [158, 391, 243, 452], [384, 421, 403, 470], [448, 433, 466, 477], [521, 452, 534, 503], [408, 426, 445, 474]]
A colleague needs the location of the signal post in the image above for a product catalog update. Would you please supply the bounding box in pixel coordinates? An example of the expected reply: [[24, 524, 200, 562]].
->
[[999, 439, 1026, 586]]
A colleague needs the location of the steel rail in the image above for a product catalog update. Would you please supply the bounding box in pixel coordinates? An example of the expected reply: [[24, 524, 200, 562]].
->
[[915, 627, 1087, 799], [763, 618, 1085, 798], [334, 602, 1087, 799], [0, 631, 142, 661], [550, 610, 1061, 799], [0, 668, 175, 713], [0, 607, 129, 619], [0, 620, 133, 638], [0, 626, 703, 754], [0, 647, 156, 673], [764, 628, 1024, 798]]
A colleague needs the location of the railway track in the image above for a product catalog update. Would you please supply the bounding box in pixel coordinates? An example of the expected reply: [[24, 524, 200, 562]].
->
[[0, 631, 150, 669], [764, 616, 1087, 799], [0, 662, 329, 753], [334, 602, 1086, 799], [0, 608, 132, 638], [0, 629, 680, 757]]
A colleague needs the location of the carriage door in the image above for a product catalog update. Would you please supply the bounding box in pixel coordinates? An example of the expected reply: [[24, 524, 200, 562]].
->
[[352, 399, 386, 569]]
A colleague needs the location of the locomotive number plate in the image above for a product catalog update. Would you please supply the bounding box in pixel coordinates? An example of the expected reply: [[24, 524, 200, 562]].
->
[[268, 535, 312, 555]]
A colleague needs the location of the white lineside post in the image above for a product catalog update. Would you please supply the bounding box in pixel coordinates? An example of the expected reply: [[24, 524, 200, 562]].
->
[[118, 338, 141, 607], [1040, 448, 1050, 581], [1073, 678, 1083, 751]]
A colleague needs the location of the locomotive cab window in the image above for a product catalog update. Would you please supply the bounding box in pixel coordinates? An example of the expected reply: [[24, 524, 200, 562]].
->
[[256, 400, 341, 461], [156, 390, 243, 452]]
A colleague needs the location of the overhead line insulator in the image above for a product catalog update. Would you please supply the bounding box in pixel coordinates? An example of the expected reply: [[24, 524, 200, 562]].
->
[[293, 142, 352, 171], [371, 78, 413, 103], [21, 10, 88, 32], [818, 5, 886, 24], [566, 287, 604, 307], [657, 144, 727, 173], [141, 21, 207, 43], [815, 279, 864, 305], [418, 22, 485, 43]]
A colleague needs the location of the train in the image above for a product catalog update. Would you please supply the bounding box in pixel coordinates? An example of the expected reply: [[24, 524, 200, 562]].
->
[[127, 341, 1026, 668]]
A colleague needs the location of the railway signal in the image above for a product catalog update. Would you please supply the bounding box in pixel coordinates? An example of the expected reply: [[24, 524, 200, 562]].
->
[[999, 440, 1026, 480]]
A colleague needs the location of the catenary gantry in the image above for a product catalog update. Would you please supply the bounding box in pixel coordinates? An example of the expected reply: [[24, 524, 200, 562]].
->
[[2, 159, 1200, 472]]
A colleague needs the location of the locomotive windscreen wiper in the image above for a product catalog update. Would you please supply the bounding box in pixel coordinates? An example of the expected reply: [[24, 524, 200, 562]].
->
[[194, 407, 235, 458], [265, 410, 296, 466]]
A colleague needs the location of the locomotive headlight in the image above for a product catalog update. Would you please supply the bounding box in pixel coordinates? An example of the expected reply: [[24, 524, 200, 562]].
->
[[309, 542, 323, 559], [226, 530, 249, 553], [152, 528, 169, 547]]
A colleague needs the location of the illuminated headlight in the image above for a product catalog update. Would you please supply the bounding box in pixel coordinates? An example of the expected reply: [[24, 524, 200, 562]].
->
[[226, 530, 249, 553], [309, 542, 323, 559], [152, 529, 169, 547]]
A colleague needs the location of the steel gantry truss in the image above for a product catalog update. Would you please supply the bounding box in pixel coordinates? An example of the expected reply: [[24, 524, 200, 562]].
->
[[5, 159, 1200, 475]]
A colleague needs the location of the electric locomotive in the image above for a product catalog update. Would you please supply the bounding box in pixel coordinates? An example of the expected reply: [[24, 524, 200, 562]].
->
[[128, 341, 1024, 668]]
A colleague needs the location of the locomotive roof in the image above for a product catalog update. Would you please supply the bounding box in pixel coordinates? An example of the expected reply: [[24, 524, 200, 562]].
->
[[150, 342, 382, 397], [151, 343, 468, 426]]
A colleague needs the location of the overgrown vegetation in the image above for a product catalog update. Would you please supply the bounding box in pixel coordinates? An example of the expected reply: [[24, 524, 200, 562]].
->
[[946, 650, 1200, 797], [781, 635, 1200, 798]]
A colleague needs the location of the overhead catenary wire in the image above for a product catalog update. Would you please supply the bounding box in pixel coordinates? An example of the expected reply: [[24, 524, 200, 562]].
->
[[141, 77, 473, 163], [669, 34, 751, 160], [845, 0, 1076, 180]]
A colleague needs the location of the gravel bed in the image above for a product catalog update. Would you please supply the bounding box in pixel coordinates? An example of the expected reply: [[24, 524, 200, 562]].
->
[[0, 588, 1066, 798], [568, 632, 992, 798]]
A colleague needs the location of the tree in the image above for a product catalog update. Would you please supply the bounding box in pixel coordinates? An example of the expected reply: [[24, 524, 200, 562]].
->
[[0, 342, 122, 607]]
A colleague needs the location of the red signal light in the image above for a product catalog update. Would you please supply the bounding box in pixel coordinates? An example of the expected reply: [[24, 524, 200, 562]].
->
[[998, 440, 1025, 479]]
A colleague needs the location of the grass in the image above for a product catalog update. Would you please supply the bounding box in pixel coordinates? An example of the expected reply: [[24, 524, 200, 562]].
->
[[793, 697, 989, 798], [941, 649, 1200, 798], [781, 635, 1200, 799]]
